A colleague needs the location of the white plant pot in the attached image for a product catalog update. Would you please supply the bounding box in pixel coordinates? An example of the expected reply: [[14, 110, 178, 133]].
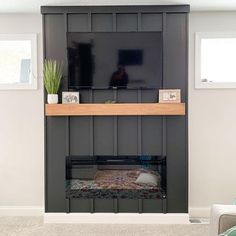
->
[[47, 94, 58, 104]]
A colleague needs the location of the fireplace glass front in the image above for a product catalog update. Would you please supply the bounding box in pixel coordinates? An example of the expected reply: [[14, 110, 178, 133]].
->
[[66, 156, 166, 200]]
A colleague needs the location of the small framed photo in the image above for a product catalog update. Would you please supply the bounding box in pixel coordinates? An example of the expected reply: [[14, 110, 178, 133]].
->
[[159, 89, 181, 103], [62, 92, 80, 104]]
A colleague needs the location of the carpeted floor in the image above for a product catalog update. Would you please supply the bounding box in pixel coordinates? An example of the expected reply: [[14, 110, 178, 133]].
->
[[0, 217, 209, 236]]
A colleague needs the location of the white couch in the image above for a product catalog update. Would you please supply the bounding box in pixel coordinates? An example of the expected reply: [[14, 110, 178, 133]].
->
[[210, 205, 236, 236]]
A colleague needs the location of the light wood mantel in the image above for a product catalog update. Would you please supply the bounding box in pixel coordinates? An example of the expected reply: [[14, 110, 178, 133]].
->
[[45, 103, 185, 116]]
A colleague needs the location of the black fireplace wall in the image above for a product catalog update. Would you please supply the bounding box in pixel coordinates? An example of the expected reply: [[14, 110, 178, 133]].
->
[[42, 5, 189, 213]]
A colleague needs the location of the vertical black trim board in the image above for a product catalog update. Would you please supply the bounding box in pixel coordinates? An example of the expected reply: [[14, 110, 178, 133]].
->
[[185, 13, 189, 213], [161, 13, 167, 162], [138, 90, 142, 155], [88, 12, 92, 32], [89, 90, 94, 156], [113, 90, 118, 156], [42, 13, 48, 212], [64, 13, 70, 157], [163, 13, 188, 213]]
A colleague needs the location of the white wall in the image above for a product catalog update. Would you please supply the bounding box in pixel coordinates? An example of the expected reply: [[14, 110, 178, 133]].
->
[[189, 12, 236, 217], [0, 14, 44, 215]]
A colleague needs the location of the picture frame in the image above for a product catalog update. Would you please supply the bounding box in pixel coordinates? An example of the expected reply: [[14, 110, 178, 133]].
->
[[62, 92, 80, 104], [158, 89, 181, 103]]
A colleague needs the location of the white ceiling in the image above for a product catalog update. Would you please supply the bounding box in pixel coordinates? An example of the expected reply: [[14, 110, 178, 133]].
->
[[1, 0, 236, 13]]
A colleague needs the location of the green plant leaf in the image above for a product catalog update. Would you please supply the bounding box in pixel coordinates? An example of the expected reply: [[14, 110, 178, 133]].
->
[[43, 59, 63, 94]]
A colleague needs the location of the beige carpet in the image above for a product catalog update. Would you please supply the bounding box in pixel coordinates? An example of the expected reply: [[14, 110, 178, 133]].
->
[[0, 217, 209, 236]]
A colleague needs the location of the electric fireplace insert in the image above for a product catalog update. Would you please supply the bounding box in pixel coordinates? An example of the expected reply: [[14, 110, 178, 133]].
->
[[66, 155, 167, 213]]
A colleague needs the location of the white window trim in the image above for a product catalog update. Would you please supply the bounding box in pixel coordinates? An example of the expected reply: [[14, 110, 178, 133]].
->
[[195, 32, 236, 89], [0, 34, 37, 90]]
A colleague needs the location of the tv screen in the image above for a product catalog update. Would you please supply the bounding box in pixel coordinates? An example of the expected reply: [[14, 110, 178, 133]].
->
[[67, 32, 162, 89]]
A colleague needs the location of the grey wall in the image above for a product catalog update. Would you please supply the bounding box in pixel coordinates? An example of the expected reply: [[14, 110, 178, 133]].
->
[[0, 14, 44, 214], [189, 12, 236, 218]]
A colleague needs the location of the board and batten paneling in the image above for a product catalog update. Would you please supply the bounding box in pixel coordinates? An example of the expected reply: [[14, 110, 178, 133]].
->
[[43, 5, 189, 214], [44, 13, 68, 212], [116, 13, 138, 32], [68, 14, 89, 32], [163, 13, 188, 213], [141, 13, 162, 31], [46, 117, 67, 212], [70, 117, 90, 155], [92, 14, 113, 32]]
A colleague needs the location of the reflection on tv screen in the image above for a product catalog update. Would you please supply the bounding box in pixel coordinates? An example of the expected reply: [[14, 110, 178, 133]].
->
[[67, 32, 162, 89]]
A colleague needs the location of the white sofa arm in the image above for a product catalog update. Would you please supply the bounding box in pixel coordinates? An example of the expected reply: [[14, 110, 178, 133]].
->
[[210, 204, 236, 236]]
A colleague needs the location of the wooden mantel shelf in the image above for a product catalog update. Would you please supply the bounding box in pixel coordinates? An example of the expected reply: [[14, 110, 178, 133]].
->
[[45, 103, 185, 116]]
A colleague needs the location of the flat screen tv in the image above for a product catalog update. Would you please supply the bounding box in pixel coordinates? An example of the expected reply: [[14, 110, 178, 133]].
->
[[67, 32, 162, 89]]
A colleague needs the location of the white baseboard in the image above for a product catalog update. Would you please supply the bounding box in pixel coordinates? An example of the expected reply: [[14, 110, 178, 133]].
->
[[0, 206, 44, 216], [189, 207, 210, 218], [0, 206, 209, 220], [44, 213, 190, 224]]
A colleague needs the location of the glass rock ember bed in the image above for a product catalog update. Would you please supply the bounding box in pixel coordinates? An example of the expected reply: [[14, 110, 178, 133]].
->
[[66, 156, 166, 200]]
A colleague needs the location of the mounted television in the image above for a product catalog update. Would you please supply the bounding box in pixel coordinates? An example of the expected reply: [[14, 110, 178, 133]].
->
[[67, 32, 162, 89]]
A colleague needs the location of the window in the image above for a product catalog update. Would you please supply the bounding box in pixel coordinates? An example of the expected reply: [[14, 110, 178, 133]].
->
[[0, 34, 37, 90], [195, 32, 236, 89]]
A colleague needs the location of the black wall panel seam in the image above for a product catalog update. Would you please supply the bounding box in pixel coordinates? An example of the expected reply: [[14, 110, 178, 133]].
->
[[64, 13, 70, 157], [113, 116, 118, 156], [185, 13, 189, 212], [138, 90, 142, 155], [64, 13, 69, 83], [113, 90, 118, 155], [90, 90, 94, 156], [161, 12, 166, 89], [42, 13, 48, 212]]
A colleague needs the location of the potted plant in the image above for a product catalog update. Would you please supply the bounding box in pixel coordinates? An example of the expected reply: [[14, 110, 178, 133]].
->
[[43, 59, 63, 104]]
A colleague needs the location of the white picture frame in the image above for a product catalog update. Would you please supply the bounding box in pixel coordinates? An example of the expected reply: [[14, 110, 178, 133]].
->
[[62, 92, 80, 104], [159, 89, 181, 103]]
